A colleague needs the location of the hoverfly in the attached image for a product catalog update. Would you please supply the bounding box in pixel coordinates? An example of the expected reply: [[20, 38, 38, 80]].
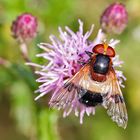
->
[[49, 43, 128, 129]]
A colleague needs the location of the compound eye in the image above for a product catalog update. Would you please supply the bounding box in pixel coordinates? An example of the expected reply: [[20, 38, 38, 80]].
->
[[92, 44, 104, 54], [106, 46, 115, 57]]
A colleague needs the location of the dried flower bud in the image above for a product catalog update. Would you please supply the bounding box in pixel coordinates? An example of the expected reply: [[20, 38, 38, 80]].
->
[[100, 3, 128, 34], [11, 13, 38, 42]]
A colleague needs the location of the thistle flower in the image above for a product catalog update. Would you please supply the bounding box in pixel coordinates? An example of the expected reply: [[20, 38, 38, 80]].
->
[[100, 2, 128, 34], [11, 13, 38, 42], [31, 20, 126, 123]]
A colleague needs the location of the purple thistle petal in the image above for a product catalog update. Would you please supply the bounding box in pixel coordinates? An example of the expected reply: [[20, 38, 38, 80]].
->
[[31, 20, 126, 123]]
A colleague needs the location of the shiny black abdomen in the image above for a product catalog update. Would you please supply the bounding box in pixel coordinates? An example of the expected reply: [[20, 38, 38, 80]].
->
[[78, 90, 103, 107], [93, 54, 110, 74]]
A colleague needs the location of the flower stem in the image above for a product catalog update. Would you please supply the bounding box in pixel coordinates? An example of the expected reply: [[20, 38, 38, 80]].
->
[[38, 108, 60, 140], [19, 42, 60, 140], [19, 42, 37, 78]]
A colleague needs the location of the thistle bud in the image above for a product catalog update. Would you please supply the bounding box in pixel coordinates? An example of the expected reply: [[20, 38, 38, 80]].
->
[[11, 13, 38, 42], [100, 3, 128, 34]]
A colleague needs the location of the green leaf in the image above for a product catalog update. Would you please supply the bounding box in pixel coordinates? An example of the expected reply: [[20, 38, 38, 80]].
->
[[10, 80, 37, 139]]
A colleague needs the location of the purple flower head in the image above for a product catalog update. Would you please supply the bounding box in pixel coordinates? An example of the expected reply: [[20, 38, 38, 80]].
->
[[11, 13, 38, 42], [30, 20, 126, 124], [100, 2, 128, 34]]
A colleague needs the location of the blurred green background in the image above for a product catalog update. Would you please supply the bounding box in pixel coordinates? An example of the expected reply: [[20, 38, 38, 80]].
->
[[0, 0, 140, 140]]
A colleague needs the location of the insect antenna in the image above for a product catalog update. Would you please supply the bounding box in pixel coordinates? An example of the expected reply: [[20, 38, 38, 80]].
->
[[85, 51, 93, 57], [77, 60, 86, 66]]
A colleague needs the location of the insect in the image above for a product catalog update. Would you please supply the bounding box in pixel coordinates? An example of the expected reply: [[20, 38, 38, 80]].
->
[[49, 43, 128, 129]]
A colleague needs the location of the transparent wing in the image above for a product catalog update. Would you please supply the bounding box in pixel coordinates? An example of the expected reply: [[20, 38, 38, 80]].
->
[[49, 64, 91, 110], [102, 68, 128, 129]]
